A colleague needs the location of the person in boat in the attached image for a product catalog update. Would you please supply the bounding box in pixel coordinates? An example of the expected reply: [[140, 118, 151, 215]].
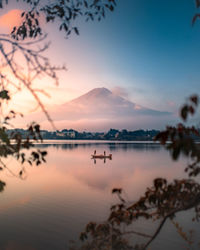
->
[[94, 150, 96, 155], [104, 151, 106, 156]]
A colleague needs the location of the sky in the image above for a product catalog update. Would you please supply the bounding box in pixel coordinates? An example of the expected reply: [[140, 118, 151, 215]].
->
[[1, 0, 200, 130], [46, 0, 200, 111]]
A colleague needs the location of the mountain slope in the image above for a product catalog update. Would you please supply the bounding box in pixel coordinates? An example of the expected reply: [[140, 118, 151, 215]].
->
[[52, 87, 170, 118], [44, 87, 172, 131]]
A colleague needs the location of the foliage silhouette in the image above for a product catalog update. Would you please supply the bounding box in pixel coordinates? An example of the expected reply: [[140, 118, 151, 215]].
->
[[70, 103, 200, 250], [1, 0, 200, 249], [70, 1, 200, 248], [0, 0, 116, 189]]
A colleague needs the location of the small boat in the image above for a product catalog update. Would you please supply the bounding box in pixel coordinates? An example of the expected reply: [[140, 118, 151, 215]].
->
[[91, 154, 112, 160]]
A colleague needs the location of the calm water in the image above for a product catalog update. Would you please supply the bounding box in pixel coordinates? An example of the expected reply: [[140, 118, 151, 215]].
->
[[0, 141, 199, 250]]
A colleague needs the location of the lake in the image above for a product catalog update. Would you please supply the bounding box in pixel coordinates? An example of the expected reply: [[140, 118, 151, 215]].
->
[[0, 141, 199, 250]]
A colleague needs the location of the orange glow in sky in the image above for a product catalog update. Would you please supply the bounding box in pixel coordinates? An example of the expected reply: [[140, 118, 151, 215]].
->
[[0, 4, 187, 130], [0, 9, 22, 30]]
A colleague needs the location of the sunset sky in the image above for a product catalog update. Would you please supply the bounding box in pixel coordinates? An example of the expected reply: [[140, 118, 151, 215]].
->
[[1, 0, 200, 129]]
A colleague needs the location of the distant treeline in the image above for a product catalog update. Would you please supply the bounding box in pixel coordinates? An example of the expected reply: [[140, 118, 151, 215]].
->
[[7, 128, 161, 141]]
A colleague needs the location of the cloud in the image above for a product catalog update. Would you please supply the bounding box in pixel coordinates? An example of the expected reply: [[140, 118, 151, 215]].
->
[[111, 86, 129, 98], [12, 87, 174, 131], [167, 100, 176, 107], [0, 9, 22, 30], [130, 86, 147, 94], [37, 114, 174, 131]]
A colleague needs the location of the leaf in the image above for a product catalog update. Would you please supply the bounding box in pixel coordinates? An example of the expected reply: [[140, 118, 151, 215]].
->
[[28, 160, 32, 166], [196, 0, 200, 8], [190, 95, 198, 106], [0, 90, 10, 100], [180, 105, 188, 121], [41, 151, 47, 156], [189, 106, 195, 115], [109, 5, 114, 11], [112, 188, 122, 194], [0, 181, 6, 192], [0, 128, 9, 144], [74, 27, 79, 35], [172, 147, 181, 160], [192, 14, 200, 26], [34, 124, 40, 133], [84, 0, 88, 8]]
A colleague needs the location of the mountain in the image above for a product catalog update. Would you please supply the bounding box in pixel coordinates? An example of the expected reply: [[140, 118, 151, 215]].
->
[[58, 87, 170, 118], [15, 87, 173, 131], [42, 87, 172, 131]]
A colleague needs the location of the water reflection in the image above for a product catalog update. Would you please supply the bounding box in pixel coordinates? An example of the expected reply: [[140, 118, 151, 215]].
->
[[92, 157, 112, 164], [36, 141, 162, 152], [91, 150, 112, 164], [0, 142, 194, 250]]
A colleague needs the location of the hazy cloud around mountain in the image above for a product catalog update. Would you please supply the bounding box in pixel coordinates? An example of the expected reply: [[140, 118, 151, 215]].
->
[[16, 87, 174, 131], [43, 88, 174, 131]]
